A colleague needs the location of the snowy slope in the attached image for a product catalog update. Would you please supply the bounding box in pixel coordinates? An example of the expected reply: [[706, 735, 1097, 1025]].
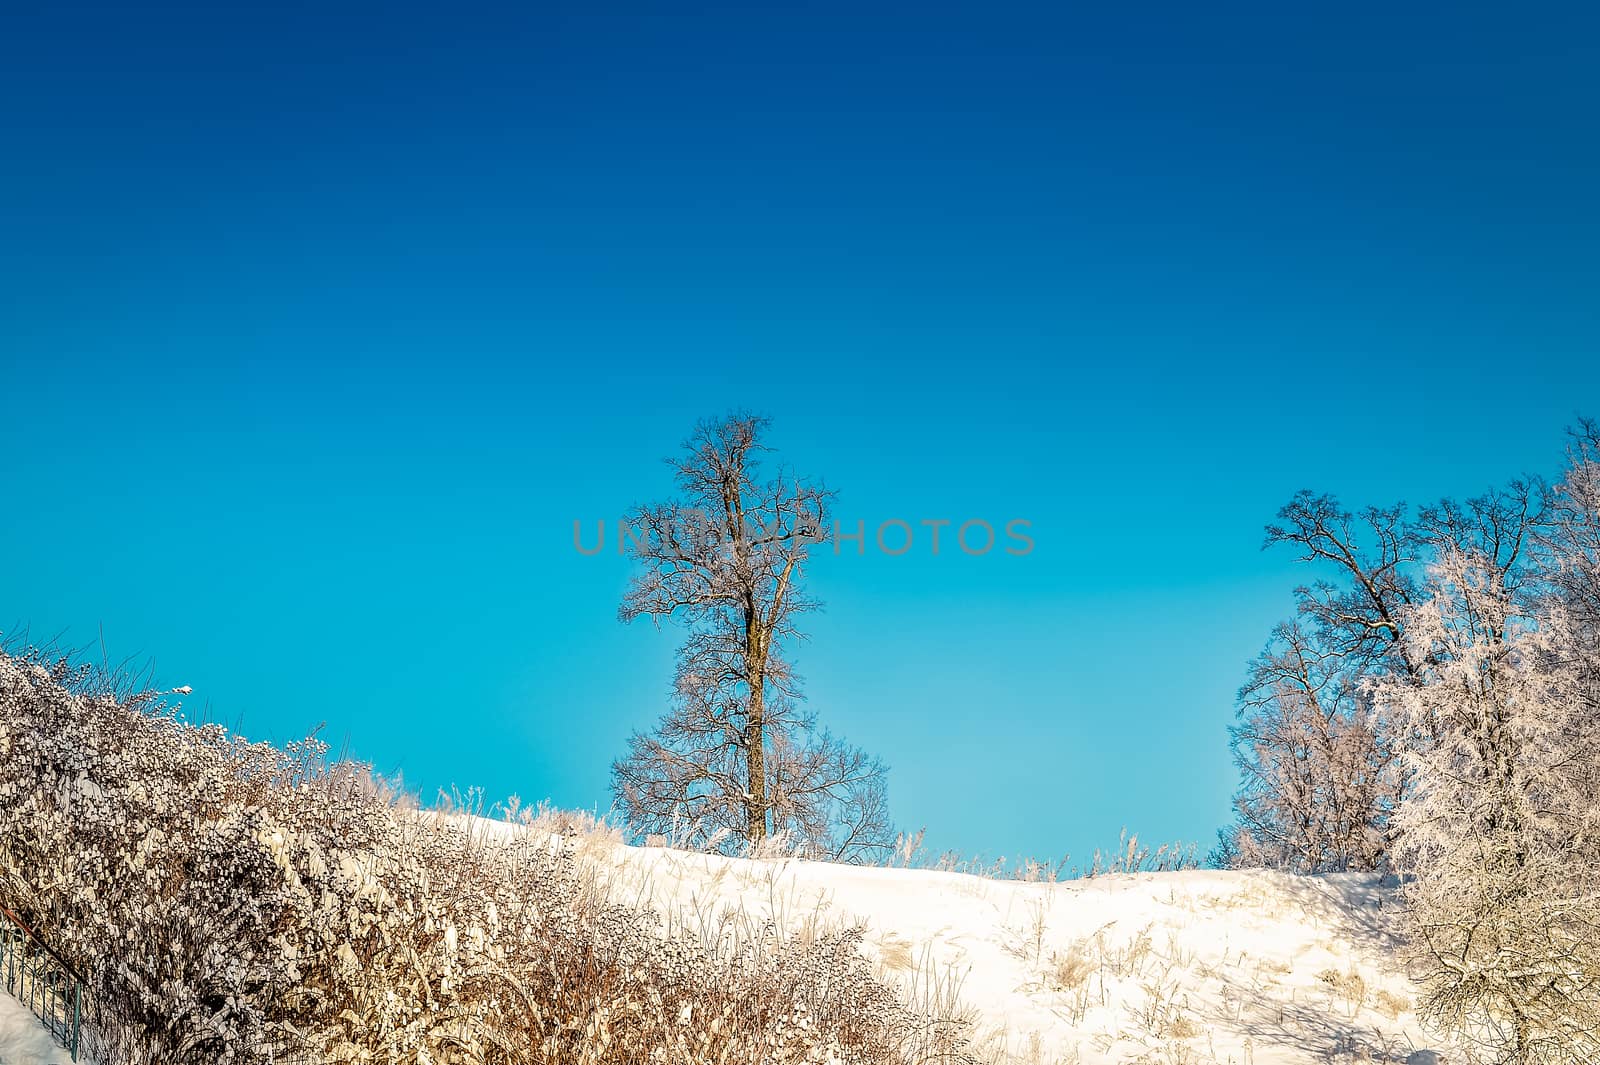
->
[[0, 992, 73, 1065], [496, 823, 1441, 1065]]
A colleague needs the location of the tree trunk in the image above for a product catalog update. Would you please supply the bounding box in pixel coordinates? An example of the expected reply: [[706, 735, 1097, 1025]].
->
[[745, 677, 767, 843], [744, 604, 768, 844]]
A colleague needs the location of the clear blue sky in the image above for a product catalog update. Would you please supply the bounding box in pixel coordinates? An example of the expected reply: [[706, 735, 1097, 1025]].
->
[[2, 2, 1597, 864]]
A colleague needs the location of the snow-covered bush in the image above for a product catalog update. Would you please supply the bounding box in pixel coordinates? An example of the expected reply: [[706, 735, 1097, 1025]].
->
[[0, 650, 969, 1065]]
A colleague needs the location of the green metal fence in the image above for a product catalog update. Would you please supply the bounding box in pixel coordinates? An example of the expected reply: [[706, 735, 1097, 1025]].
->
[[1, 905, 84, 1062]]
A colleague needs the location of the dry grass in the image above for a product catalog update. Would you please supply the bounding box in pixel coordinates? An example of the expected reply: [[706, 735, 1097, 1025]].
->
[[887, 828, 1200, 884], [1318, 965, 1369, 1017], [1372, 988, 1411, 1021]]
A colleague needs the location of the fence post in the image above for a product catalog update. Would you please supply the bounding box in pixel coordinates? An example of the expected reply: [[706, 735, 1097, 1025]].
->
[[72, 979, 81, 1062]]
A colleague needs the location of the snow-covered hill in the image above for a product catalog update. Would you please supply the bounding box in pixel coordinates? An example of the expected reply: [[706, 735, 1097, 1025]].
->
[[519, 826, 1437, 1065]]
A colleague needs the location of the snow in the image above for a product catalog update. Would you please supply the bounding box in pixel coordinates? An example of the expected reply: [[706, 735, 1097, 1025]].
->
[[485, 818, 1447, 1064], [0, 991, 73, 1065]]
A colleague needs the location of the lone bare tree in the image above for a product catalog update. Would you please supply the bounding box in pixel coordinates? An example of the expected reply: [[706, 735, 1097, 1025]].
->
[[612, 413, 892, 860]]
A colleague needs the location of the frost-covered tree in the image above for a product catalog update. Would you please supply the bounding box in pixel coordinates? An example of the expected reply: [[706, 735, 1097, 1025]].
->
[[612, 413, 893, 860], [1380, 549, 1600, 1064], [1225, 493, 1421, 871], [1227, 618, 1402, 871]]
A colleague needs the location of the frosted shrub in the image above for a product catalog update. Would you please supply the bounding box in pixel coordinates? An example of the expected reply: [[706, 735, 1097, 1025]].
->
[[0, 650, 968, 1065]]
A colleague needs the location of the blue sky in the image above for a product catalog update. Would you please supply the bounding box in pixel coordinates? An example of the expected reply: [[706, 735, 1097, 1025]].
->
[[2, 2, 1597, 863]]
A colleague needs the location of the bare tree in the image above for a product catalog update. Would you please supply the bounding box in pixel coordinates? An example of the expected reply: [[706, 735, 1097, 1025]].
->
[[1228, 618, 1400, 871], [611, 413, 893, 861], [1225, 493, 1421, 871]]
